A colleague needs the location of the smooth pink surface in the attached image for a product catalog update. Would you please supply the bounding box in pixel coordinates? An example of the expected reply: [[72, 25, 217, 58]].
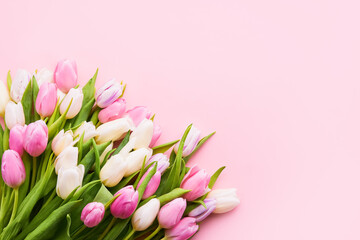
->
[[1, 1, 360, 239]]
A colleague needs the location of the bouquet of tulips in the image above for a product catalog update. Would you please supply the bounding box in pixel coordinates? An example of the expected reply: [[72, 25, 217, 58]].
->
[[0, 60, 240, 240]]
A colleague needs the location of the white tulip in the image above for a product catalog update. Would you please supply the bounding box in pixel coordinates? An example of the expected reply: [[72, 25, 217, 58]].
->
[[60, 88, 84, 119], [124, 148, 152, 177], [118, 137, 136, 158], [56, 165, 84, 199], [100, 154, 127, 187], [132, 198, 160, 231], [52, 130, 75, 156], [174, 126, 201, 157], [35, 68, 53, 87], [74, 121, 98, 142], [95, 117, 134, 144], [54, 146, 78, 174], [130, 119, 154, 149], [0, 81, 10, 117], [10, 69, 31, 103], [206, 188, 240, 214], [5, 101, 25, 129]]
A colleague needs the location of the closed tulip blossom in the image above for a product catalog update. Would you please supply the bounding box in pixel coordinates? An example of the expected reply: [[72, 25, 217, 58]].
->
[[206, 188, 240, 214], [74, 121, 97, 142], [0, 81, 10, 117], [164, 217, 199, 240], [158, 198, 187, 229], [36, 82, 57, 117], [1, 150, 26, 188], [9, 125, 26, 156], [60, 88, 84, 119], [110, 186, 139, 219], [130, 119, 154, 149], [23, 120, 48, 157], [98, 98, 126, 123], [10, 69, 31, 103], [5, 101, 25, 129], [149, 123, 161, 148], [132, 198, 160, 231], [146, 153, 170, 174], [100, 154, 128, 187], [81, 202, 105, 228], [95, 80, 122, 108], [137, 167, 161, 199], [35, 68, 53, 86], [56, 165, 84, 199], [126, 106, 152, 127], [180, 165, 210, 201], [54, 59, 78, 93], [188, 199, 216, 222], [95, 117, 134, 144], [54, 146, 78, 174], [124, 148, 153, 177], [174, 126, 201, 157], [52, 130, 74, 156]]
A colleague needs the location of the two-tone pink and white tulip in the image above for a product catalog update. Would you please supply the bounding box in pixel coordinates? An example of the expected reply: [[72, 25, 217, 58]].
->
[[35, 68, 53, 87], [110, 186, 139, 219], [126, 106, 151, 127], [5, 101, 25, 129], [95, 117, 134, 144], [180, 165, 210, 201], [146, 153, 170, 174], [54, 59, 78, 93], [56, 165, 84, 199], [95, 80, 123, 108], [74, 121, 97, 142], [52, 130, 75, 156], [36, 82, 57, 117], [149, 123, 162, 147], [174, 126, 201, 157], [130, 119, 154, 149], [9, 125, 26, 156], [60, 88, 84, 119], [137, 167, 161, 199], [131, 198, 160, 231], [54, 146, 78, 174], [100, 154, 127, 187], [23, 120, 48, 157], [0, 81, 10, 117], [1, 150, 26, 189], [10, 69, 31, 103], [98, 98, 126, 123], [124, 148, 152, 177], [188, 198, 216, 222], [81, 202, 105, 228], [164, 217, 199, 240], [158, 198, 187, 229], [206, 188, 240, 214]]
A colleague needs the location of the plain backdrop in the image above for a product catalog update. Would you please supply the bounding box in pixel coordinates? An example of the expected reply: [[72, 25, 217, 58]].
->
[[1, 1, 360, 239]]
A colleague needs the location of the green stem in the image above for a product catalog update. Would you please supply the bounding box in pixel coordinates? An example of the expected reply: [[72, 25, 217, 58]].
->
[[98, 217, 117, 240], [30, 157, 37, 189], [123, 228, 136, 240], [72, 225, 87, 239], [43, 190, 56, 208], [145, 225, 162, 240], [8, 188, 18, 225]]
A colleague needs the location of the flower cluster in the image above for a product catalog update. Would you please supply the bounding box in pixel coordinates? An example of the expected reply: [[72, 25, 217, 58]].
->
[[0, 60, 240, 240]]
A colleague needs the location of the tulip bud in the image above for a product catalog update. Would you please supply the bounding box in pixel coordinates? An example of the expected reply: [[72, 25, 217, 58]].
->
[[130, 119, 153, 149], [206, 188, 240, 214], [23, 120, 48, 157], [124, 148, 152, 177], [137, 167, 161, 199], [126, 106, 152, 127], [74, 121, 97, 142], [5, 101, 25, 129], [164, 217, 199, 240], [9, 125, 26, 156], [10, 69, 31, 103], [60, 88, 84, 119], [146, 153, 170, 174], [0, 81, 10, 117], [54, 59, 78, 93], [188, 198, 216, 222], [131, 198, 160, 231], [36, 82, 57, 117], [95, 117, 134, 144], [174, 126, 201, 157], [180, 165, 210, 201], [98, 98, 126, 123], [54, 146, 78, 174], [1, 150, 26, 188], [81, 202, 105, 228], [56, 165, 84, 199], [35, 68, 53, 86], [149, 123, 161, 148], [52, 130, 74, 156], [100, 154, 127, 187], [95, 80, 123, 108], [110, 186, 139, 219], [158, 198, 187, 229]]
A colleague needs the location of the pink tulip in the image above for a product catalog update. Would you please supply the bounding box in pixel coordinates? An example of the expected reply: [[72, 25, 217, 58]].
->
[[23, 120, 48, 157], [9, 124, 26, 156], [126, 106, 151, 127], [165, 217, 199, 240], [137, 167, 161, 200], [36, 82, 57, 117], [180, 165, 210, 201], [81, 202, 105, 228], [98, 98, 126, 123], [110, 186, 139, 219], [54, 59, 78, 93], [149, 123, 161, 148], [188, 198, 216, 222], [145, 153, 169, 174], [1, 150, 26, 188], [95, 80, 122, 108], [158, 198, 187, 229]]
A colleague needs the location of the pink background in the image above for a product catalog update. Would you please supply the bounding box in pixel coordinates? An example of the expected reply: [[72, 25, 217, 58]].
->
[[1, 1, 360, 239]]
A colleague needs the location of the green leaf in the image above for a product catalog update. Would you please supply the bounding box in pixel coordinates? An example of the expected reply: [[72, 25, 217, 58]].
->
[[184, 131, 216, 163], [137, 163, 157, 201], [90, 108, 100, 125], [71, 98, 95, 127], [32, 77, 40, 121], [112, 131, 130, 155], [208, 166, 225, 189], [93, 184, 114, 205], [53, 214, 72, 240], [79, 141, 111, 174], [7, 70, 12, 90], [157, 188, 191, 206], [103, 218, 130, 240], [3, 125, 9, 152], [152, 139, 179, 155], [109, 171, 138, 194], [82, 69, 98, 106], [21, 78, 33, 124], [92, 139, 101, 178]]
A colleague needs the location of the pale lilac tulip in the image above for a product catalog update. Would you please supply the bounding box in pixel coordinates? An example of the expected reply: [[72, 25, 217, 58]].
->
[[1, 150, 26, 188], [23, 120, 48, 157], [36, 82, 57, 117], [206, 188, 240, 214], [10, 69, 31, 103], [146, 153, 169, 174], [110, 186, 139, 219], [180, 165, 210, 201], [174, 126, 201, 157], [81, 202, 105, 228], [9, 125, 26, 156], [165, 217, 199, 240], [35, 68, 53, 86], [158, 198, 187, 229], [95, 80, 122, 108], [130, 119, 153, 149], [132, 198, 160, 231], [0, 81, 10, 117], [54, 59, 78, 93], [5, 101, 25, 129], [137, 167, 161, 199], [149, 123, 161, 148], [52, 130, 74, 156], [56, 165, 84, 199], [188, 199, 216, 222], [126, 106, 151, 127], [98, 98, 126, 123]]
